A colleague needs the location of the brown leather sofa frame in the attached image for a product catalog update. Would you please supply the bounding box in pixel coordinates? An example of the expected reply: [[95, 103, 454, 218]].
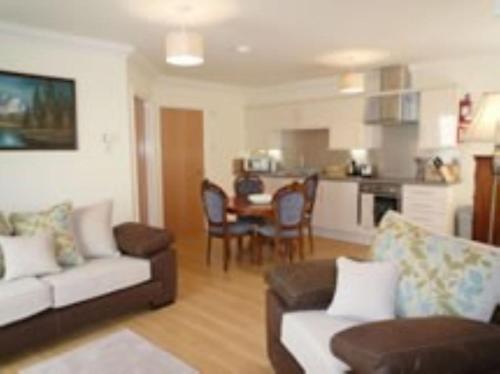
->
[[266, 259, 500, 374], [0, 222, 177, 360]]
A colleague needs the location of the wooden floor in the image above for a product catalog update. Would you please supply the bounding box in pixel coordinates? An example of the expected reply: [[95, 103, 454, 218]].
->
[[3, 234, 368, 373]]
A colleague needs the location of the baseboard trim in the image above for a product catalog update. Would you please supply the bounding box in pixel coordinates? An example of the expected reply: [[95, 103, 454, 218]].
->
[[313, 226, 374, 246]]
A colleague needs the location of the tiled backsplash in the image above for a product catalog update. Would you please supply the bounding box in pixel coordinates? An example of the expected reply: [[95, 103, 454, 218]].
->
[[280, 129, 348, 170], [279, 127, 418, 178]]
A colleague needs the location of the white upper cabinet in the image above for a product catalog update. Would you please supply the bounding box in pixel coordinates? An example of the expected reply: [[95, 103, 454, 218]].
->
[[299, 96, 380, 150], [246, 95, 381, 151], [418, 88, 458, 150], [245, 105, 296, 150]]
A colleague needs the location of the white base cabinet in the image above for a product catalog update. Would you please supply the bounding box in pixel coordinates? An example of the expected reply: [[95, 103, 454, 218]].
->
[[313, 181, 358, 232], [402, 185, 455, 235]]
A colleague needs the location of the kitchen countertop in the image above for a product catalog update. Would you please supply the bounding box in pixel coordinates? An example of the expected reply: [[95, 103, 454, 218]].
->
[[256, 172, 460, 186]]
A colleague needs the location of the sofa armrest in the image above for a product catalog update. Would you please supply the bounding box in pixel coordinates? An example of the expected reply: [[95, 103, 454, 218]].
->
[[265, 260, 336, 310], [113, 222, 174, 257], [331, 317, 500, 374]]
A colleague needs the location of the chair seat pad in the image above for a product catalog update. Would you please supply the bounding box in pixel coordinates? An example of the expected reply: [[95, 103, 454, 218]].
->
[[209, 222, 253, 236], [257, 224, 300, 238], [237, 216, 266, 225]]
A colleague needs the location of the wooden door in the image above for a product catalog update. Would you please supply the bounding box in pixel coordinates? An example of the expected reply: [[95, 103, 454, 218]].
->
[[160, 108, 204, 235], [134, 96, 148, 224], [473, 156, 500, 245]]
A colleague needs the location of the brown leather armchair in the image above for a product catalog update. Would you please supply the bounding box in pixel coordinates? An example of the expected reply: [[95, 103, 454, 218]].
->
[[265, 259, 500, 374]]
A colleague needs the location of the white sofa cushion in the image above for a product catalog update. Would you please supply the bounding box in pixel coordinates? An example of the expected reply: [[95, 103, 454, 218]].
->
[[0, 233, 61, 281], [0, 277, 52, 327], [326, 257, 399, 322], [281, 310, 361, 374], [41, 256, 151, 308], [71, 200, 119, 259]]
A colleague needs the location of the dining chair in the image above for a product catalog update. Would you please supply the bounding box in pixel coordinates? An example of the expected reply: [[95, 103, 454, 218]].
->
[[234, 173, 264, 197], [201, 179, 253, 272], [303, 173, 319, 253], [255, 182, 306, 263], [234, 173, 266, 224]]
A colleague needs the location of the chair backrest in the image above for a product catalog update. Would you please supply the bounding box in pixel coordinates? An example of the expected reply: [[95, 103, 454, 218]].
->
[[234, 173, 264, 197], [304, 173, 319, 214], [272, 182, 306, 230], [201, 179, 228, 227]]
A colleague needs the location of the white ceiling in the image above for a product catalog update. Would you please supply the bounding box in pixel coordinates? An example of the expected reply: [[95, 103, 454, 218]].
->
[[0, 0, 499, 86]]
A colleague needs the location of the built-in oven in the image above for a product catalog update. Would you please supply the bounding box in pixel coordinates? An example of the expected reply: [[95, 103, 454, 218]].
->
[[358, 182, 402, 228]]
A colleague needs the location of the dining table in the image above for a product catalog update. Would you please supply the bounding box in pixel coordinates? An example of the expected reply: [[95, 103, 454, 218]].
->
[[227, 196, 273, 218]]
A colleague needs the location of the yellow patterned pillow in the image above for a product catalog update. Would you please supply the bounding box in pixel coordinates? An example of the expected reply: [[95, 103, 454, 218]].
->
[[10, 202, 84, 267], [0, 212, 11, 277], [372, 211, 500, 322], [0, 212, 10, 235]]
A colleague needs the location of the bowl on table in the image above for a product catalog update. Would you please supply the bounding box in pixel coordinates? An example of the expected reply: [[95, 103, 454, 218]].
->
[[248, 193, 272, 205]]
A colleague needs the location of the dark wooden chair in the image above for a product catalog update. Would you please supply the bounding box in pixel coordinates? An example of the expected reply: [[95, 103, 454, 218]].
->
[[255, 182, 306, 263], [201, 179, 253, 272], [303, 173, 319, 253], [234, 173, 266, 224], [234, 173, 264, 197]]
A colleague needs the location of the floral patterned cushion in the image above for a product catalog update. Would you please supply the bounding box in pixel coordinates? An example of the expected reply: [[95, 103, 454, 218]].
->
[[0, 212, 11, 235], [0, 212, 11, 277], [10, 202, 84, 267], [372, 211, 500, 322]]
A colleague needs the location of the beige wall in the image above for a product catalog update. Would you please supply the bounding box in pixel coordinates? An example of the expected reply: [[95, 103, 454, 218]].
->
[[147, 77, 247, 226], [0, 27, 135, 223]]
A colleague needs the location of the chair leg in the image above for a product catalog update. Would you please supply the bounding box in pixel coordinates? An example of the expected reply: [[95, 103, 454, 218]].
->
[[206, 235, 212, 266], [223, 237, 230, 272], [288, 241, 294, 262], [298, 235, 305, 261], [237, 236, 243, 262], [308, 221, 314, 253]]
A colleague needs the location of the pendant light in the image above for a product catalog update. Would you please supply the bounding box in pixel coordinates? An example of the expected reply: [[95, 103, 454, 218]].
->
[[339, 72, 364, 94], [166, 29, 204, 67]]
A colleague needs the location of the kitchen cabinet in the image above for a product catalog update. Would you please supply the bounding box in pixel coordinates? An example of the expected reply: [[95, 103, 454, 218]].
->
[[313, 181, 359, 232], [402, 185, 456, 235], [245, 108, 284, 150], [300, 96, 380, 150], [418, 88, 458, 150], [246, 96, 381, 152]]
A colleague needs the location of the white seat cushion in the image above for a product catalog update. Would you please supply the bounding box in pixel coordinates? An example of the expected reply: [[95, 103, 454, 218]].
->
[[281, 310, 362, 374], [0, 277, 52, 327], [41, 256, 151, 308]]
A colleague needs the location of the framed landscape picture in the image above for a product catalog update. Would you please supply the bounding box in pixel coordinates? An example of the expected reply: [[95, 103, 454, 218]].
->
[[0, 70, 77, 150]]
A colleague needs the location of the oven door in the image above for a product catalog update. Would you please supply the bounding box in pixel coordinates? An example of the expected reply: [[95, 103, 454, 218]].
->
[[373, 194, 401, 226]]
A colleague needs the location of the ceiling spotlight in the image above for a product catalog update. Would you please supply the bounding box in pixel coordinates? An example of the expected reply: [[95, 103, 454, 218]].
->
[[235, 45, 252, 54], [166, 30, 204, 67]]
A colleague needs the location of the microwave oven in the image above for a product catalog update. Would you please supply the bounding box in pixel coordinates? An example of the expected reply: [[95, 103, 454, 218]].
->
[[245, 157, 273, 172]]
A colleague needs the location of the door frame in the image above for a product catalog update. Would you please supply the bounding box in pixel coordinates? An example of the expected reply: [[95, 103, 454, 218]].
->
[[156, 106, 206, 228]]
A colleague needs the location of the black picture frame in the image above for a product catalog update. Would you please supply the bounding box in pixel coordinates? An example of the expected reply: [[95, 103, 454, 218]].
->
[[0, 70, 77, 150]]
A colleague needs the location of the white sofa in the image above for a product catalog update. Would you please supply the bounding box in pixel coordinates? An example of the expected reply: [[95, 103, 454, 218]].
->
[[0, 256, 151, 328]]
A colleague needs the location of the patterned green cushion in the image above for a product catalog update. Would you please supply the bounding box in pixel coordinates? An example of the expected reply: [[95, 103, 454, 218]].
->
[[10, 202, 84, 267], [0, 212, 11, 235], [0, 212, 11, 277], [372, 211, 500, 322]]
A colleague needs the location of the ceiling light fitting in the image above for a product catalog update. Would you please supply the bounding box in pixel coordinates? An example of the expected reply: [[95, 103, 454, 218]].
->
[[166, 30, 204, 67], [339, 72, 364, 94]]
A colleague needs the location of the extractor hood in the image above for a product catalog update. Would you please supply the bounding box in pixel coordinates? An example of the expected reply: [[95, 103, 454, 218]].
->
[[364, 65, 420, 126]]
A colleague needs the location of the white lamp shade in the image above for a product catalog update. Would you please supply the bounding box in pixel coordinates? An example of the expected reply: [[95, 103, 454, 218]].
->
[[466, 93, 500, 142], [339, 72, 364, 94], [166, 31, 204, 67]]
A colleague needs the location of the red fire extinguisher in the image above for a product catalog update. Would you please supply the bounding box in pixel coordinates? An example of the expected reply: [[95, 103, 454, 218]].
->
[[457, 93, 472, 143]]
